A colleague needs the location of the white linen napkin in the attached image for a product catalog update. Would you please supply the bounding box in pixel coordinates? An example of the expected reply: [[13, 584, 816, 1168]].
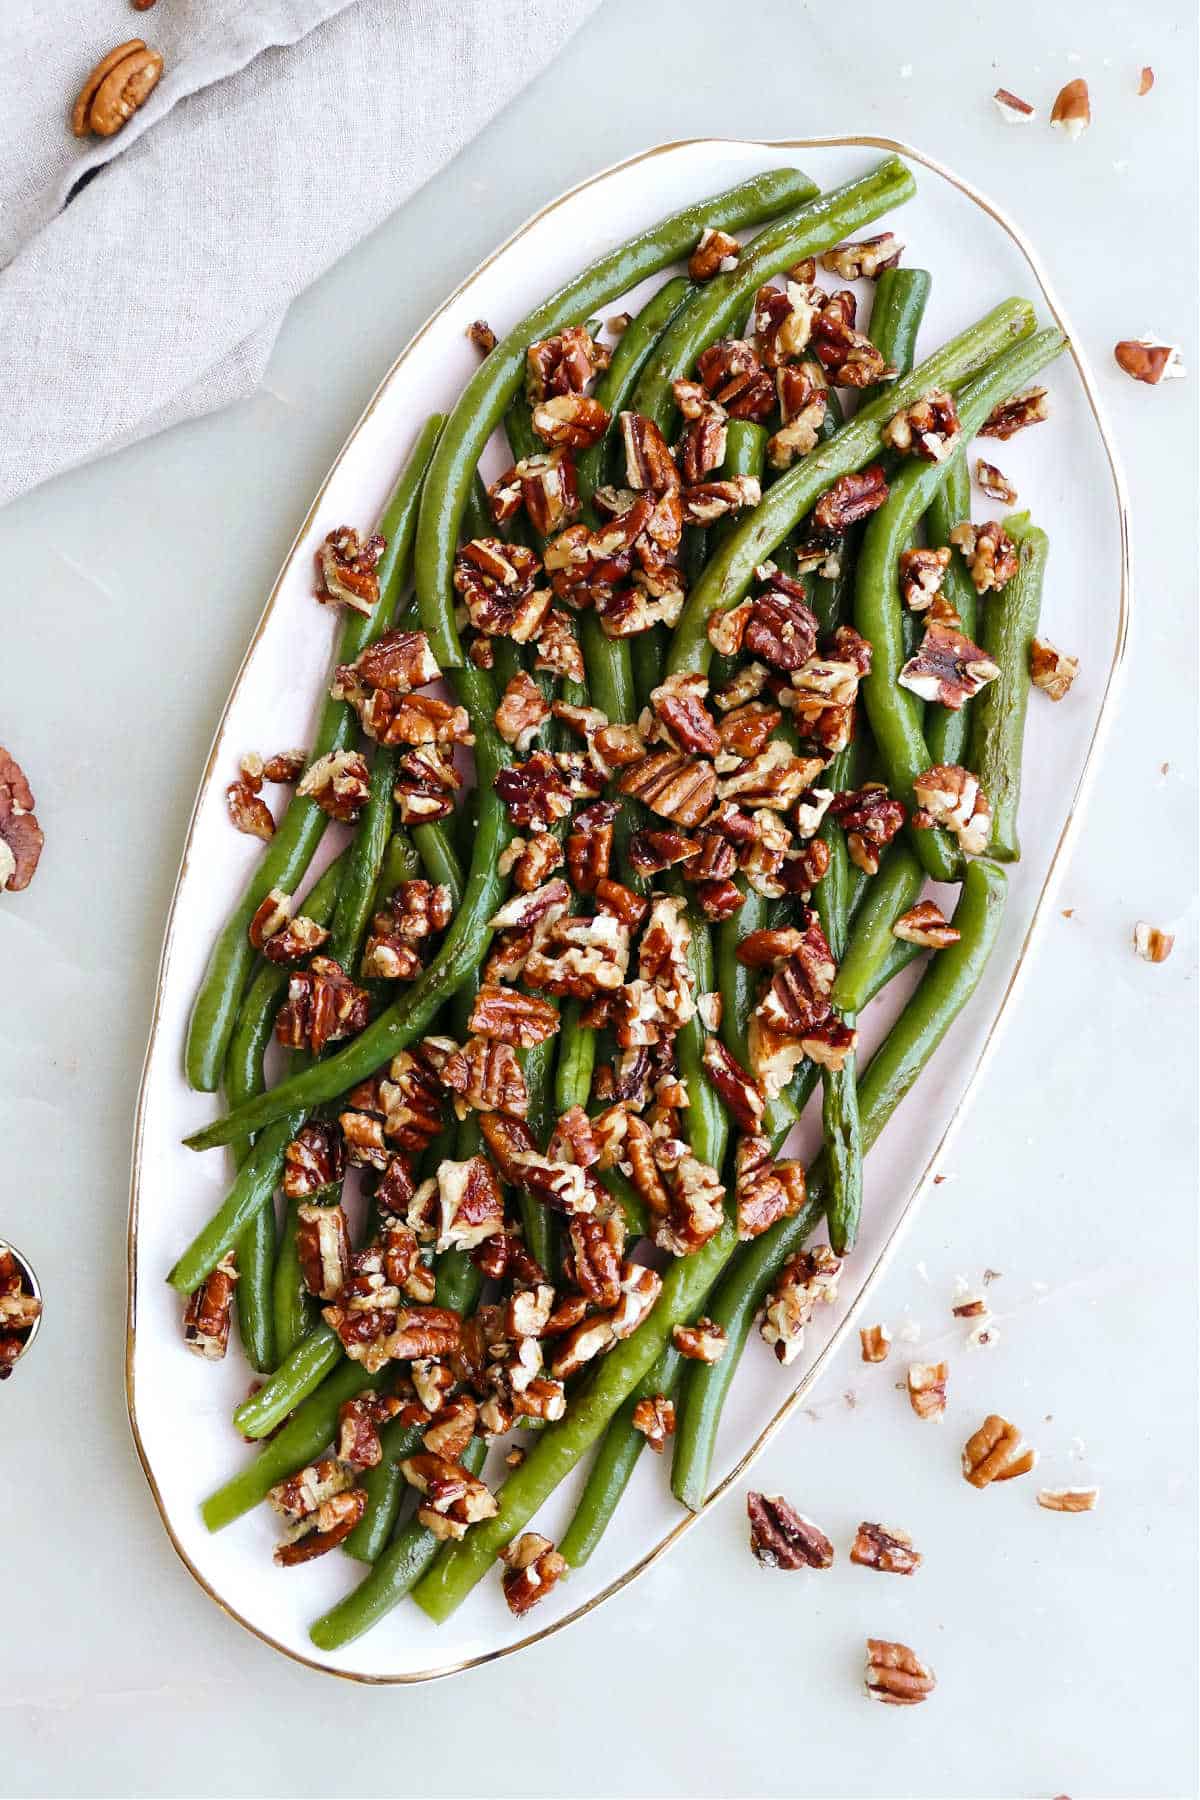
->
[[0, 0, 600, 507]]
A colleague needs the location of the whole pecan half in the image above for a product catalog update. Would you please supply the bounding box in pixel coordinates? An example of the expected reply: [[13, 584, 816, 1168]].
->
[[0, 748, 45, 892], [898, 622, 1000, 709], [72, 40, 163, 138], [812, 464, 889, 532], [865, 1639, 936, 1705], [961, 1413, 1037, 1486]]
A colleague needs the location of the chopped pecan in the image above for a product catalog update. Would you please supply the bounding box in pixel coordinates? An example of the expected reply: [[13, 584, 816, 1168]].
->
[[1133, 922, 1174, 964], [962, 1413, 1037, 1485], [638, 894, 695, 1032], [747, 1492, 835, 1569], [332, 629, 441, 719], [276, 956, 369, 1055], [620, 411, 679, 496], [761, 1245, 841, 1364], [500, 1532, 568, 1616], [672, 1317, 727, 1363], [532, 393, 610, 449], [468, 319, 497, 354], [820, 233, 903, 279], [827, 783, 906, 876], [629, 1394, 675, 1454], [565, 798, 617, 895], [440, 1035, 528, 1120], [356, 1047, 447, 1153], [453, 539, 549, 643], [655, 1151, 726, 1257], [526, 325, 606, 401], [336, 1392, 406, 1469], [735, 1134, 807, 1240], [1029, 637, 1079, 701], [974, 458, 1018, 505], [980, 387, 1050, 440], [813, 464, 889, 533], [401, 1451, 498, 1540], [512, 1152, 598, 1219], [1114, 337, 1186, 385], [682, 476, 761, 526], [718, 740, 823, 811], [717, 702, 781, 761], [282, 1121, 345, 1202], [912, 764, 992, 857], [262, 914, 331, 967], [688, 225, 741, 280], [498, 832, 565, 894], [595, 878, 649, 930], [865, 1639, 936, 1706], [248, 886, 292, 949], [893, 901, 960, 950], [366, 692, 471, 750], [297, 750, 370, 823], [433, 1156, 505, 1252], [470, 982, 559, 1049], [182, 1253, 238, 1359], [696, 338, 775, 419], [676, 396, 728, 484], [650, 672, 721, 757], [492, 673, 550, 753], [906, 1361, 949, 1421], [850, 1521, 922, 1575], [314, 526, 385, 615], [627, 827, 701, 876], [524, 911, 631, 1000], [993, 86, 1035, 122], [799, 1017, 857, 1071], [859, 1323, 892, 1363], [767, 363, 829, 469], [495, 751, 572, 833], [262, 748, 307, 784], [882, 389, 961, 462], [618, 749, 716, 828], [422, 1395, 478, 1462], [226, 780, 275, 841], [273, 1488, 366, 1566], [685, 831, 737, 882], [512, 449, 582, 537], [1049, 76, 1090, 138], [898, 546, 951, 612], [562, 1215, 624, 1309], [549, 1314, 616, 1379], [338, 1108, 389, 1170], [779, 836, 830, 899], [1037, 1486, 1100, 1513], [701, 1037, 764, 1133], [811, 300, 895, 388], [743, 574, 818, 672], [477, 1111, 537, 1186], [899, 621, 999, 709]]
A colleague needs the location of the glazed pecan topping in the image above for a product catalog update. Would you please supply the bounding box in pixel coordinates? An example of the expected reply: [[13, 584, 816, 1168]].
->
[[974, 458, 1018, 504], [654, 1150, 726, 1257], [493, 672, 551, 753], [282, 1121, 345, 1200], [962, 1413, 1037, 1486], [898, 545, 951, 612], [500, 1533, 568, 1616], [859, 1323, 892, 1363], [676, 394, 728, 484], [248, 886, 292, 950], [767, 362, 829, 469], [865, 1639, 936, 1706], [620, 411, 679, 496], [751, 281, 821, 367], [695, 338, 775, 419], [812, 464, 889, 532], [469, 982, 559, 1049], [718, 740, 823, 811], [453, 538, 549, 642], [361, 880, 453, 979], [893, 901, 961, 950], [595, 877, 649, 931], [747, 1492, 835, 1570], [827, 783, 906, 876], [649, 672, 721, 757], [297, 750, 370, 823], [494, 449, 580, 538], [331, 630, 442, 737], [761, 1245, 841, 1364], [432, 1156, 506, 1252], [226, 779, 275, 841], [980, 386, 1049, 439], [734, 1134, 807, 1239], [820, 233, 903, 279], [315, 526, 385, 615], [276, 956, 369, 1055], [682, 476, 761, 525], [688, 225, 741, 280], [271, 1470, 366, 1566], [439, 1036, 528, 1120], [526, 324, 607, 402], [401, 1451, 498, 1541], [618, 749, 716, 828], [627, 827, 701, 876], [906, 1361, 949, 1421], [743, 573, 818, 672], [468, 319, 497, 355], [850, 1521, 922, 1575], [717, 701, 781, 760], [672, 1317, 728, 1363], [899, 621, 1000, 709], [882, 389, 961, 462], [631, 1394, 676, 1453], [262, 914, 331, 967], [1029, 637, 1079, 701], [532, 393, 611, 450], [497, 833, 565, 895], [563, 1214, 624, 1309], [948, 519, 1019, 594], [182, 1254, 238, 1359], [912, 765, 992, 857], [494, 752, 572, 832], [524, 911, 631, 1000], [337, 1392, 406, 1469], [296, 1203, 352, 1300], [564, 797, 616, 895], [811, 300, 895, 388], [701, 1037, 764, 1133]]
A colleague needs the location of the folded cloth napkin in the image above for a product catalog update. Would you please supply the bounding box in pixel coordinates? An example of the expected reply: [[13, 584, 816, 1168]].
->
[[0, 0, 600, 508]]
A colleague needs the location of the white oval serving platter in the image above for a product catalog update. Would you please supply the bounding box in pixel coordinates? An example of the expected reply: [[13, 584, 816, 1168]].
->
[[127, 136, 1128, 1682]]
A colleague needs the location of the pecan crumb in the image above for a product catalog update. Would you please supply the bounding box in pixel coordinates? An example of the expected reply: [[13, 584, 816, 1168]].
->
[[1113, 337, 1186, 385], [865, 1638, 936, 1705], [850, 1522, 922, 1575], [906, 1360, 948, 1421], [962, 1413, 1037, 1486], [631, 1394, 676, 1453], [1133, 922, 1174, 964], [1037, 1485, 1099, 1513], [974, 458, 1018, 505], [859, 1323, 891, 1363], [747, 1492, 834, 1570], [993, 87, 1035, 122], [499, 1532, 567, 1615]]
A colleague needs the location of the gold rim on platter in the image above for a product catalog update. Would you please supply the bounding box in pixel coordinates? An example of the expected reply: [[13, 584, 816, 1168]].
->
[[125, 134, 1131, 1684]]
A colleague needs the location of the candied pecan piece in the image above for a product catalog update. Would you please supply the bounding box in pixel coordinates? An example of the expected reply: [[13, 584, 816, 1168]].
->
[[618, 749, 716, 828], [962, 1413, 1037, 1486], [696, 338, 775, 418], [468, 318, 497, 354], [813, 464, 889, 534], [682, 476, 761, 526], [751, 281, 821, 367], [980, 386, 1049, 439], [565, 797, 617, 895], [315, 526, 385, 614], [859, 1323, 891, 1363], [276, 956, 369, 1055], [262, 915, 331, 967], [820, 233, 903, 279], [337, 1392, 405, 1470], [701, 1037, 764, 1133], [799, 1017, 857, 1071], [498, 832, 565, 894], [717, 702, 781, 760], [912, 765, 992, 857], [596, 578, 686, 640], [562, 1215, 624, 1310], [401, 1451, 499, 1541], [494, 751, 572, 832], [524, 911, 631, 1000], [850, 1521, 922, 1575], [1133, 922, 1174, 964], [906, 1361, 949, 1421], [1114, 337, 1186, 385], [440, 1036, 528, 1120], [282, 1121, 345, 1200], [248, 886, 292, 950], [747, 1492, 835, 1570], [622, 1393, 672, 1454], [0, 749, 44, 893], [499, 1532, 568, 1616], [549, 1314, 616, 1379], [672, 1317, 727, 1363], [744, 576, 819, 672], [650, 672, 721, 756], [297, 750, 370, 823], [865, 1639, 936, 1706], [521, 449, 581, 537], [688, 225, 741, 280], [761, 1245, 841, 1364], [974, 458, 1018, 505], [182, 1253, 238, 1359], [422, 1395, 479, 1462], [512, 1151, 599, 1219], [627, 827, 701, 876], [526, 324, 606, 401], [893, 901, 960, 949], [532, 393, 610, 449], [620, 411, 679, 496], [477, 1111, 537, 1186], [226, 779, 275, 841], [827, 783, 907, 876], [718, 740, 822, 811], [676, 395, 728, 484], [655, 1151, 726, 1257], [1037, 1486, 1100, 1513], [948, 520, 1019, 595], [1029, 637, 1079, 701], [767, 362, 829, 470], [470, 982, 559, 1048], [882, 389, 961, 462], [735, 1134, 807, 1240], [899, 621, 999, 709], [364, 692, 471, 750], [898, 546, 951, 612], [433, 1156, 506, 1252], [453, 538, 548, 641], [274, 1488, 367, 1566], [594, 878, 649, 930], [332, 629, 440, 710]]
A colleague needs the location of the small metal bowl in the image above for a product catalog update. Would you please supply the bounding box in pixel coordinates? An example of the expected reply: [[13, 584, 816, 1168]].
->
[[0, 1239, 43, 1375]]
